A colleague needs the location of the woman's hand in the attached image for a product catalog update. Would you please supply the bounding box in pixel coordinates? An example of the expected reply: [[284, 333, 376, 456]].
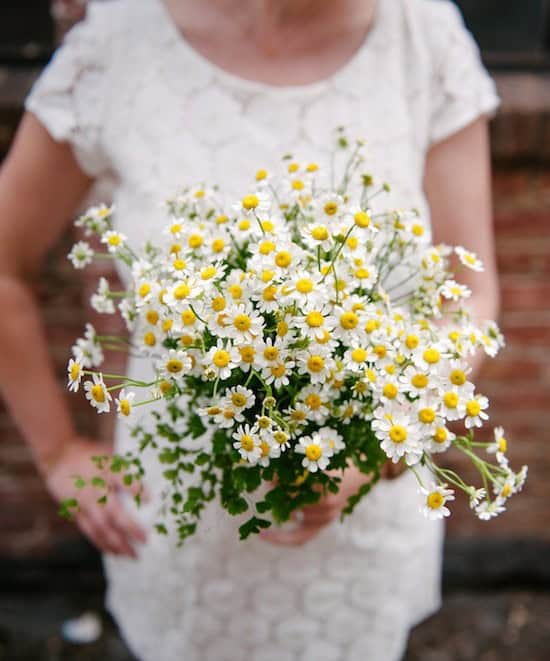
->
[[259, 463, 374, 546], [43, 436, 147, 558]]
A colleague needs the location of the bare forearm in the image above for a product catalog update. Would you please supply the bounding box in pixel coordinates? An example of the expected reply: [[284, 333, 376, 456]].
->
[[0, 275, 75, 473]]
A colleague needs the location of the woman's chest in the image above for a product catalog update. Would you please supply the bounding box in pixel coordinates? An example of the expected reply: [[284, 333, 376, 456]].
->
[[103, 50, 431, 244]]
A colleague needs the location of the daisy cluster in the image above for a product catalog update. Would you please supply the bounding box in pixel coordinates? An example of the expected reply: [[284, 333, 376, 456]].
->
[[65, 140, 526, 538]]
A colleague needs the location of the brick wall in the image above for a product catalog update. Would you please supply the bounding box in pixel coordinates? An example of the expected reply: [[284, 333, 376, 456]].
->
[[0, 69, 549, 556]]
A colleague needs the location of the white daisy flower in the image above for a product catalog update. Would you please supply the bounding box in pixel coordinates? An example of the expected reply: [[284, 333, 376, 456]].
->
[[84, 373, 112, 414], [420, 483, 455, 520], [223, 386, 255, 413], [68, 241, 94, 269], [67, 358, 83, 392], [487, 426, 508, 454], [428, 425, 456, 453], [372, 407, 422, 464], [90, 277, 115, 314], [225, 304, 264, 343], [295, 433, 333, 472], [297, 348, 335, 385], [317, 427, 345, 454], [464, 394, 489, 429], [159, 349, 192, 381], [475, 499, 506, 520], [440, 279, 472, 301], [232, 424, 262, 464], [72, 324, 103, 368], [203, 341, 240, 380], [455, 246, 484, 272], [115, 389, 136, 420], [101, 230, 127, 254]]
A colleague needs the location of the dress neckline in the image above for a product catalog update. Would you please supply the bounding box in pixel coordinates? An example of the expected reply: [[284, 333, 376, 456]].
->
[[151, 0, 382, 96]]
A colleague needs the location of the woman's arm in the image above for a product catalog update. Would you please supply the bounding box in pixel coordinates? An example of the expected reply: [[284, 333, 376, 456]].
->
[[262, 117, 499, 546], [0, 113, 145, 557], [424, 116, 500, 376]]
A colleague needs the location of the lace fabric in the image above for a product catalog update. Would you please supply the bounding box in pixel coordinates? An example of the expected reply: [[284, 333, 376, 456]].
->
[[25, 1, 499, 659]]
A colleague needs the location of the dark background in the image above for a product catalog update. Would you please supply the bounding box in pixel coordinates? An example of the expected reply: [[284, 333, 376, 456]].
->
[[0, 2, 550, 660]]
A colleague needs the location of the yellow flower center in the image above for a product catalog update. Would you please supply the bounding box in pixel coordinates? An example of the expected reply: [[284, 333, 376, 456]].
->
[[306, 311, 324, 328], [170, 223, 182, 234], [274, 431, 289, 445], [259, 240, 275, 255], [91, 384, 105, 403], [139, 283, 151, 298], [355, 268, 370, 280], [324, 201, 338, 216], [143, 331, 156, 347], [450, 369, 466, 386], [212, 296, 226, 312], [296, 278, 313, 294], [119, 399, 131, 416], [311, 226, 329, 241], [234, 314, 252, 332], [351, 347, 368, 363], [277, 320, 289, 336], [443, 392, 459, 408], [305, 444, 322, 461], [354, 211, 371, 228], [173, 259, 186, 271], [466, 400, 481, 417], [433, 427, 448, 444], [188, 234, 203, 249], [340, 311, 359, 330], [239, 346, 255, 363], [383, 383, 398, 399], [260, 441, 270, 457], [419, 408, 436, 424], [173, 283, 191, 300], [159, 380, 172, 396], [499, 437, 507, 453], [306, 162, 318, 172], [242, 194, 259, 210], [405, 334, 419, 350], [412, 224, 424, 236], [427, 492, 444, 509], [240, 435, 255, 452], [411, 373, 428, 389], [373, 345, 387, 359], [108, 235, 121, 246], [305, 393, 321, 410], [423, 348, 441, 364], [211, 238, 225, 253], [146, 310, 159, 325], [181, 310, 196, 325], [166, 358, 184, 374], [70, 363, 80, 380], [271, 364, 286, 377], [162, 319, 173, 332], [275, 251, 292, 268], [263, 347, 279, 361], [389, 425, 407, 443], [231, 393, 247, 407], [216, 214, 228, 225], [263, 285, 277, 301], [238, 219, 251, 231], [256, 169, 267, 181], [292, 179, 305, 190], [213, 350, 230, 368], [201, 266, 216, 280], [228, 284, 242, 299], [307, 356, 325, 373]]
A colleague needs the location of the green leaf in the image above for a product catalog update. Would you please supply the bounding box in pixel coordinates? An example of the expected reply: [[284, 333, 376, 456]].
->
[[59, 498, 79, 520], [91, 476, 106, 489], [239, 516, 271, 540]]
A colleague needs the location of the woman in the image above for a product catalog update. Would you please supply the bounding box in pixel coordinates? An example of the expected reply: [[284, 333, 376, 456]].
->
[[0, 0, 500, 659]]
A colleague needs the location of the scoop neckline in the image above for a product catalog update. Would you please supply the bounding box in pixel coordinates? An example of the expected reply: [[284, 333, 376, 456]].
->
[[152, 0, 381, 95]]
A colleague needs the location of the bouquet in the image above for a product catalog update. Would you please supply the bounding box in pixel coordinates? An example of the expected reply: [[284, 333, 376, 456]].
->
[[63, 132, 527, 543]]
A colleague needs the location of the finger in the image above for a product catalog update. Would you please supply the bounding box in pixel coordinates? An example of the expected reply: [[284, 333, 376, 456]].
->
[[300, 505, 341, 526], [77, 514, 122, 556], [84, 504, 137, 558], [104, 496, 147, 545], [259, 523, 323, 546]]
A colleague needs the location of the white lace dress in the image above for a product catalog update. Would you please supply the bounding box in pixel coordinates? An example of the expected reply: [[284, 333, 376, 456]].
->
[[26, 1, 499, 659]]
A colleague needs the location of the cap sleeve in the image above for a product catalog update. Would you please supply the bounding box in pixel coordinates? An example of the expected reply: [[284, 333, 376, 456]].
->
[[24, 3, 112, 177], [426, 0, 500, 146]]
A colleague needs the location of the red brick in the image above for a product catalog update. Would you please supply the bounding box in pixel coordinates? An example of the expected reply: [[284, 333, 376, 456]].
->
[[500, 279, 550, 312]]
